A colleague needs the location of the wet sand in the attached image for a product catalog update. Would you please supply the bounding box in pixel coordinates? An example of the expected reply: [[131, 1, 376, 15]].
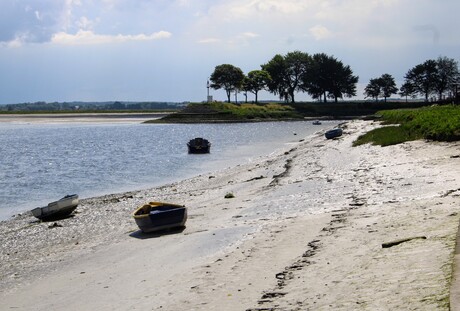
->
[[1, 119, 459, 310]]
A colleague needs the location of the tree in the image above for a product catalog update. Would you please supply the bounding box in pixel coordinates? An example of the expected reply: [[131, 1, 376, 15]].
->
[[303, 53, 335, 103], [242, 70, 271, 103], [364, 78, 382, 101], [210, 64, 245, 103], [304, 53, 359, 103], [365, 74, 398, 102], [404, 60, 438, 101], [379, 74, 398, 102], [327, 61, 359, 103], [262, 51, 311, 103], [399, 81, 416, 102], [433, 56, 460, 101]]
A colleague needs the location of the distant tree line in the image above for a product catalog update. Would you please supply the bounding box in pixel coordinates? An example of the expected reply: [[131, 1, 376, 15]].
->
[[0, 101, 187, 112], [210, 52, 459, 104], [364, 56, 460, 102], [210, 51, 358, 104]]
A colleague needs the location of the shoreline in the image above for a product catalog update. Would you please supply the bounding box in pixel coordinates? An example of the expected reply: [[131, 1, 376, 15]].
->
[[0, 112, 169, 124], [1, 120, 460, 310]]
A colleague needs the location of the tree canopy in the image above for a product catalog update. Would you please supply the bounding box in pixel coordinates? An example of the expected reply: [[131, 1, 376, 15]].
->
[[260, 51, 358, 103], [209, 52, 458, 104], [210, 64, 245, 103], [403, 57, 459, 101], [433, 56, 460, 100], [303, 53, 335, 103], [242, 70, 271, 103], [364, 73, 398, 102], [262, 51, 311, 103], [364, 78, 382, 101], [324, 59, 358, 103]]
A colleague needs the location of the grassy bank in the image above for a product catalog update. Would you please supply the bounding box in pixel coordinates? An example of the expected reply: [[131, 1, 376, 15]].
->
[[146, 102, 303, 123], [354, 105, 460, 146]]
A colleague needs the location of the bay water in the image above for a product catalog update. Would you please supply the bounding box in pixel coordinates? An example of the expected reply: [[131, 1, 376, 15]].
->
[[0, 120, 337, 220]]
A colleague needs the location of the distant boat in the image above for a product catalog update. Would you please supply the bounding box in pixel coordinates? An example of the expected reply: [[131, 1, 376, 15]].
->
[[312, 120, 321, 125], [133, 202, 187, 233], [325, 128, 343, 139], [31, 194, 79, 221], [187, 137, 211, 154]]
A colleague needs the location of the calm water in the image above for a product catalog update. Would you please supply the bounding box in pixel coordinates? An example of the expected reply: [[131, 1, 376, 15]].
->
[[0, 121, 337, 220]]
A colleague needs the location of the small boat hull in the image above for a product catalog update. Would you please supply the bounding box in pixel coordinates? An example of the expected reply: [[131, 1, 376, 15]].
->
[[31, 194, 79, 221], [325, 128, 343, 139], [187, 138, 211, 154], [133, 202, 187, 233]]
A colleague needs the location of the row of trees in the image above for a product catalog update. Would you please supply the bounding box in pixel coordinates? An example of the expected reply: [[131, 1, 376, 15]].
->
[[211, 51, 459, 104], [1, 101, 186, 112], [210, 51, 359, 104], [364, 56, 460, 102]]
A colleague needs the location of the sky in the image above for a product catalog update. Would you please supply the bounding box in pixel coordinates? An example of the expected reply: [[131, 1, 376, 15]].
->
[[0, 0, 459, 104]]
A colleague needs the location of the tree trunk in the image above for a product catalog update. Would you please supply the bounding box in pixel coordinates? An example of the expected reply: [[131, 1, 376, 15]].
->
[[289, 90, 295, 103], [226, 89, 231, 103]]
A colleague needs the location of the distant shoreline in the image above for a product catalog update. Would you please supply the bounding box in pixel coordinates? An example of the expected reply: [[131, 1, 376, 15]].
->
[[0, 112, 170, 123]]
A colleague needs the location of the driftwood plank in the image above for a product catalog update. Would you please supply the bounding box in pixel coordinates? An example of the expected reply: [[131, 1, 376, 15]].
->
[[382, 236, 427, 248]]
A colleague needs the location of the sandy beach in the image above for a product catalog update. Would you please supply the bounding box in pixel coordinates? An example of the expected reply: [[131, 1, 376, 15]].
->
[[1, 119, 460, 310]]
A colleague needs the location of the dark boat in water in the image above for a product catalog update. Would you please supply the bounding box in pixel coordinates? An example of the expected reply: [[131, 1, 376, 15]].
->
[[325, 128, 343, 139], [133, 202, 187, 233], [31, 194, 79, 221], [187, 137, 211, 154]]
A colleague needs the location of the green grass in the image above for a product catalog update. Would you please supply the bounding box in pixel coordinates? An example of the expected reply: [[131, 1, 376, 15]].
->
[[208, 102, 301, 119], [353, 105, 460, 146], [353, 125, 423, 146], [151, 102, 303, 123]]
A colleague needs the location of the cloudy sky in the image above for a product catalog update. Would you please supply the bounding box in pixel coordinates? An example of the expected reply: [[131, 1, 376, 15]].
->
[[0, 0, 458, 104]]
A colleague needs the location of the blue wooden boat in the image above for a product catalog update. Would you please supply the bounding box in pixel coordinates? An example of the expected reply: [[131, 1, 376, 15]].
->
[[325, 128, 343, 139], [133, 202, 187, 233]]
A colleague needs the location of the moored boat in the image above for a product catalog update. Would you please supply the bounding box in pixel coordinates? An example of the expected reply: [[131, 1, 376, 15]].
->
[[187, 137, 211, 154], [31, 194, 79, 221], [325, 128, 343, 139], [133, 202, 187, 233]]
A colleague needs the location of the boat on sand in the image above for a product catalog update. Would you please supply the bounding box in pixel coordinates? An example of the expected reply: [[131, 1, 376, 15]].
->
[[31, 194, 79, 221], [325, 128, 343, 139], [133, 202, 187, 233]]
